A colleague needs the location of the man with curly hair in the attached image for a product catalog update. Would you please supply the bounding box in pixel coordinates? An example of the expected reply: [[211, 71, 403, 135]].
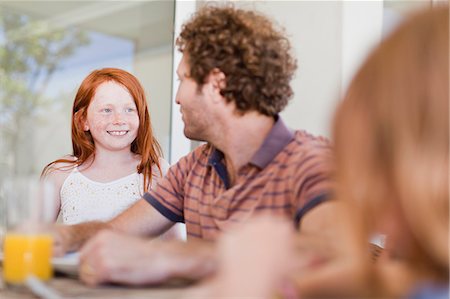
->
[[55, 5, 335, 286]]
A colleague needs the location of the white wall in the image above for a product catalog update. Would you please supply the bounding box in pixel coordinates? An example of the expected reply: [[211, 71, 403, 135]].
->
[[169, 1, 197, 164], [341, 1, 383, 94], [135, 48, 173, 159]]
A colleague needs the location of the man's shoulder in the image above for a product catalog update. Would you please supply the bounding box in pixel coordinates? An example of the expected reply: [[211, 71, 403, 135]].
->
[[291, 130, 331, 149], [263, 130, 331, 174], [279, 130, 332, 165], [156, 144, 212, 189], [187, 143, 212, 160], [173, 143, 212, 169], [287, 131, 334, 191]]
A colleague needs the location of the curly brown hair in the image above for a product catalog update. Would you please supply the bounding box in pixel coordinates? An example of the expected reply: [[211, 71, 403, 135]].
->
[[176, 5, 297, 116]]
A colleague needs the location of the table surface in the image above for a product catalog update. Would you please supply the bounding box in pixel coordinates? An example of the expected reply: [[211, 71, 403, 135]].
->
[[0, 270, 190, 299]]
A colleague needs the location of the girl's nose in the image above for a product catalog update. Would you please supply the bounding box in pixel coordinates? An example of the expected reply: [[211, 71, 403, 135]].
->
[[112, 112, 125, 124]]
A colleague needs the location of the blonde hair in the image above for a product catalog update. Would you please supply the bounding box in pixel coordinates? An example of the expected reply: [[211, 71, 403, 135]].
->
[[333, 5, 449, 288]]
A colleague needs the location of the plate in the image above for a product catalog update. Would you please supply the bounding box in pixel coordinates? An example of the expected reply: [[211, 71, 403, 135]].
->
[[0, 251, 79, 277], [52, 252, 79, 277]]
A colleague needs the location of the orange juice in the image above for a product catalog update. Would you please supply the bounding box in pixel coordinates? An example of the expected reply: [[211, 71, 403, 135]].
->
[[3, 233, 53, 284]]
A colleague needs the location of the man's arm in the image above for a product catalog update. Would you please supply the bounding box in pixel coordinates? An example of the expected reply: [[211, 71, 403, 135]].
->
[[54, 199, 174, 255], [54, 221, 110, 256], [79, 231, 217, 286], [109, 199, 174, 236], [298, 200, 337, 237]]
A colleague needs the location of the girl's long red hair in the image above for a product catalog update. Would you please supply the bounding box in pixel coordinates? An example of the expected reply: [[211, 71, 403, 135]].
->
[[42, 68, 162, 192]]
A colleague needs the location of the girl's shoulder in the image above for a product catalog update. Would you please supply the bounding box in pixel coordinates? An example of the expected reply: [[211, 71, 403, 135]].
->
[[46, 155, 77, 172], [43, 155, 78, 190]]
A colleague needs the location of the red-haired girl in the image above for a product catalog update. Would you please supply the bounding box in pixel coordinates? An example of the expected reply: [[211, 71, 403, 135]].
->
[[42, 68, 168, 225]]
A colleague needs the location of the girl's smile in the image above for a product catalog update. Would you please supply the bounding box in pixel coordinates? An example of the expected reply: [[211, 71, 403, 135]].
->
[[107, 130, 129, 136]]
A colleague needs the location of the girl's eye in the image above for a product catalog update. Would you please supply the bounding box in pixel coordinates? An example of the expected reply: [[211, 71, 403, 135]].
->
[[125, 108, 136, 113], [103, 108, 112, 113]]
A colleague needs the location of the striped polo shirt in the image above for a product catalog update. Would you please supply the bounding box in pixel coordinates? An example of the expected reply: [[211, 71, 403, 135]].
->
[[144, 117, 333, 241]]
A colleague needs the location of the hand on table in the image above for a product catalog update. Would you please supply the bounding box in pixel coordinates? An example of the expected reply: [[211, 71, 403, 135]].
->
[[52, 224, 75, 257], [52, 221, 111, 257], [78, 231, 172, 286]]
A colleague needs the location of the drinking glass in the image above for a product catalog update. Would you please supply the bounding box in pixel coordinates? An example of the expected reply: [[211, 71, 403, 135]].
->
[[1, 177, 56, 285]]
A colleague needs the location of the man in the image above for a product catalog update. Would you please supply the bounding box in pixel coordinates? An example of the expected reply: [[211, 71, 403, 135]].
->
[[58, 5, 335, 286]]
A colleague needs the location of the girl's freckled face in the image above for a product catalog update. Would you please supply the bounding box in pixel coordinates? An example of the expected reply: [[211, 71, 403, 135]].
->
[[84, 81, 140, 152]]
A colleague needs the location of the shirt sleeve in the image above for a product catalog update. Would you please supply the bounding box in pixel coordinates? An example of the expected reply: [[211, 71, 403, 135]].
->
[[291, 139, 334, 228], [144, 148, 201, 223]]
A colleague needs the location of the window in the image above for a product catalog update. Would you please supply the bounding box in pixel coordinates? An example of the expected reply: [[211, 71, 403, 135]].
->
[[0, 1, 175, 178]]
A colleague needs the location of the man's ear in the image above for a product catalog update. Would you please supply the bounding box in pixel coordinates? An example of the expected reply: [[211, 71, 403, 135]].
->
[[210, 68, 226, 90], [205, 68, 226, 102]]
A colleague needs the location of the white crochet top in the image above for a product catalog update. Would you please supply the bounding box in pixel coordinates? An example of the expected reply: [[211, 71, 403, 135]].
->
[[60, 161, 168, 225]]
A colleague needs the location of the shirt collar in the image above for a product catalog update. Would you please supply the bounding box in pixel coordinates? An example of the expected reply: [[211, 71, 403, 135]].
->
[[208, 116, 294, 169], [250, 116, 294, 169], [208, 148, 225, 166]]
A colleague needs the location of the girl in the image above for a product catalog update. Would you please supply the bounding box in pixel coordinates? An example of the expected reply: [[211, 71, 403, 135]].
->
[[42, 68, 169, 225]]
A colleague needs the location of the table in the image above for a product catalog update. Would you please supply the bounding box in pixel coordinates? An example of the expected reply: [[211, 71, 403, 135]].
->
[[0, 270, 190, 299]]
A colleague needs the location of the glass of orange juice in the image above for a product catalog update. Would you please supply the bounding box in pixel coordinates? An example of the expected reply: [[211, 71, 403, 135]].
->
[[1, 178, 57, 285]]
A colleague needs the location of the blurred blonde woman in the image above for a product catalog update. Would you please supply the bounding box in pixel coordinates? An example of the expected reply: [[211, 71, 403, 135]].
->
[[333, 6, 448, 298], [192, 5, 448, 299]]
